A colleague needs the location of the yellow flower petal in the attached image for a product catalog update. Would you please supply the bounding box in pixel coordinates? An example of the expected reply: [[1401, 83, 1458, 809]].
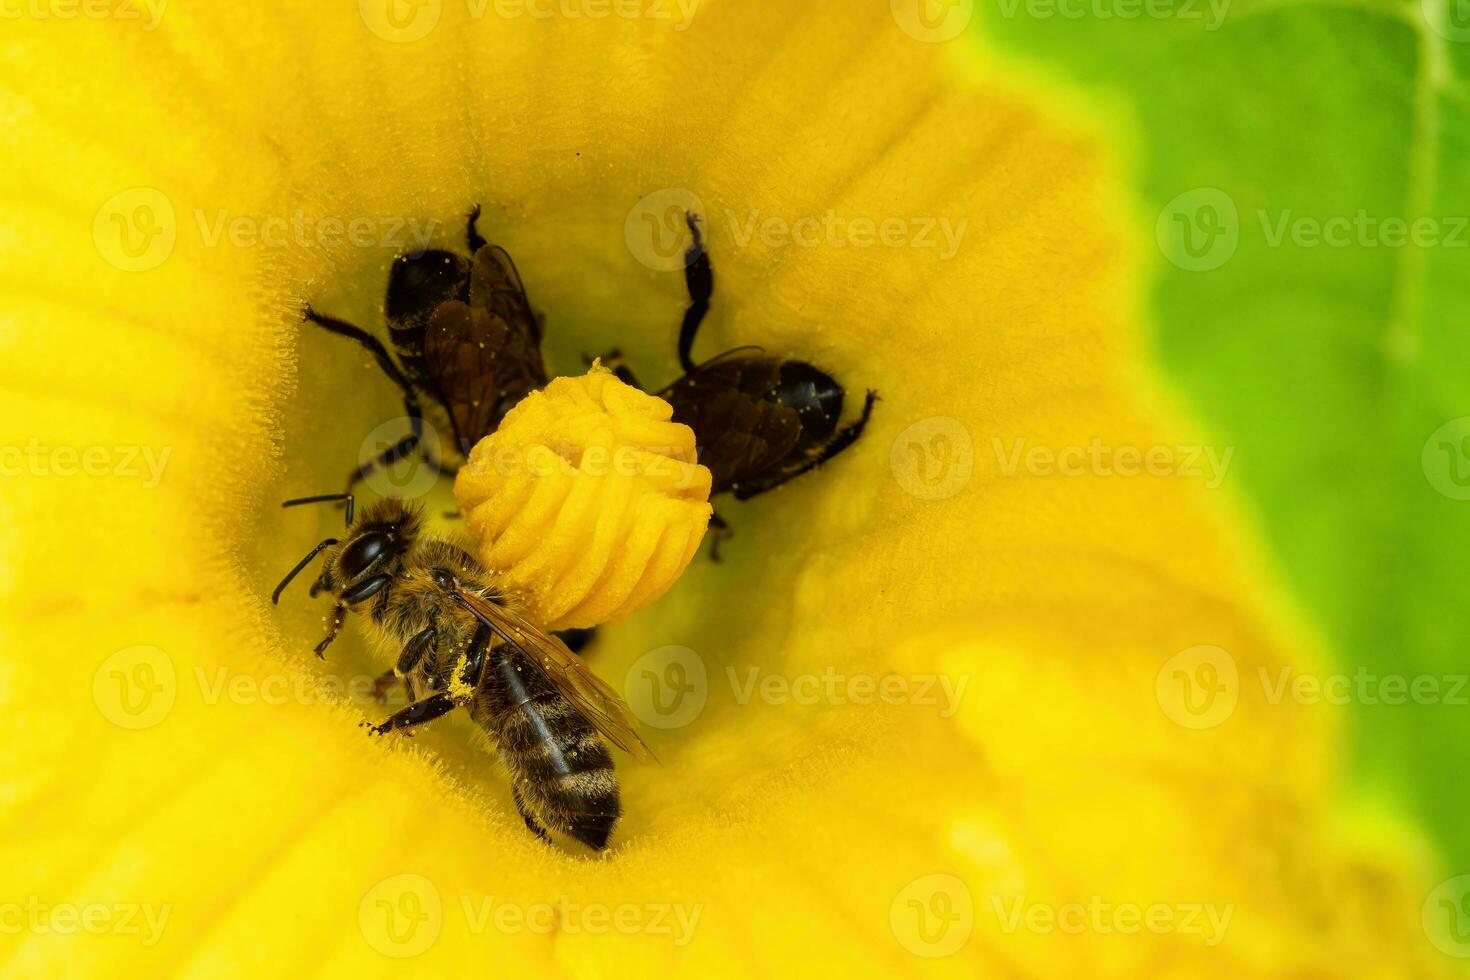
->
[[0, 2, 1453, 977]]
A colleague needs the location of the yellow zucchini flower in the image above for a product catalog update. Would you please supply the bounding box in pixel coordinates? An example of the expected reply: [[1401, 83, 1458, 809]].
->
[[0, 2, 1455, 977]]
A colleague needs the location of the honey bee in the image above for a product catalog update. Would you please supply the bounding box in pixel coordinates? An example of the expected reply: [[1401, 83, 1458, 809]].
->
[[607, 214, 878, 557], [304, 205, 548, 488], [270, 492, 650, 850], [305, 204, 874, 560]]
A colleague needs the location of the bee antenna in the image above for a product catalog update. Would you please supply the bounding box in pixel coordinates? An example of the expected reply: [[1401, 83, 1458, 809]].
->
[[272, 538, 339, 605], [282, 492, 356, 527]]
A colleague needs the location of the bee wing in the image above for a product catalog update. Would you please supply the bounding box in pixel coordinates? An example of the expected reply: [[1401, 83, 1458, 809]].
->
[[471, 245, 545, 354], [684, 344, 767, 369], [450, 589, 654, 762], [423, 300, 510, 455], [660, 349, 803, 493]]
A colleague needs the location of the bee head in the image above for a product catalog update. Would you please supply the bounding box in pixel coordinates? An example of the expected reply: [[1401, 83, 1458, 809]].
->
[[334, 527, 397, 585], [769, 360, 845, 450], [385, 249, 471, 331], [316, 499, 415, 602]]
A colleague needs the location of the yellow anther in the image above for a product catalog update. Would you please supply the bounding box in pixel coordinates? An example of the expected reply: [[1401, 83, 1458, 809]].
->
[[454, 365, 712, 630]]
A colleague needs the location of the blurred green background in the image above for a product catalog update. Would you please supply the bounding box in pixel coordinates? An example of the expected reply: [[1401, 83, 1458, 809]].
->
[[972, 1, 1470, 871]]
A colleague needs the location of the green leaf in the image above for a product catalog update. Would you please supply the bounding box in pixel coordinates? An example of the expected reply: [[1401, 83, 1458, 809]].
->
[[979, 2, 1470, 869]]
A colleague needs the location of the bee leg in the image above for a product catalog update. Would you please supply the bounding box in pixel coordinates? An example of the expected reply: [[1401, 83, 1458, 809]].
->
[[348, 418, 456, 488], [707, 512, 731, 562], [304, 307, 419, 406], [365, 692, 458, 736], [512, 785, 552, 844], [731, 390, 879, 501], [369, 625, 435, 705], [371, 670, 401, 704], [315, 603, 347, 659], [677, 212, 713, 374], [346, 416, 424, 491], [466, 204, 487, 253], [302, 306, 437, 491], [397, 626, 435, 674]]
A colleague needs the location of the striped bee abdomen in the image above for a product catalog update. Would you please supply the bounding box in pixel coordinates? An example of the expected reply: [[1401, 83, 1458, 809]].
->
[[473, 643, 620, 850]]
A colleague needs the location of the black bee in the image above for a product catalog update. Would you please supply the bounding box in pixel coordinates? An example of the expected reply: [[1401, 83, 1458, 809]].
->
[[304, 206, 547, 488], [270, 492, 649, 850], [306, 205, 874, 561], [608, 214, 878, 556]]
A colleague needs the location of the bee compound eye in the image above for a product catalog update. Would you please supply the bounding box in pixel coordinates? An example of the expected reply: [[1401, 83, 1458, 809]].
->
[[774, 360, 844, 443], [338, 531, 391, 580]]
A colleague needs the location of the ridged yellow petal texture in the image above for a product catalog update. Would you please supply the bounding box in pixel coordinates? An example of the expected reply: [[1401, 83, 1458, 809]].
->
[[455, 366, 712, 630], [0, 2, 1455, 978]]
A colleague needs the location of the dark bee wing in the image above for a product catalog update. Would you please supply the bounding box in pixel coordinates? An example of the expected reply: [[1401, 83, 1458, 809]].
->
[[660, 349, 803, 494], [450, 589, 654, 762], [420, 245, 551, 455], [422, 301, 509, 455], [471, 245, 546, 354]]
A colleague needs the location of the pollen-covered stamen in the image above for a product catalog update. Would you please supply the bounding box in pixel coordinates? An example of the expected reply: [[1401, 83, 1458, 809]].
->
[[454, 365, 713, 630]]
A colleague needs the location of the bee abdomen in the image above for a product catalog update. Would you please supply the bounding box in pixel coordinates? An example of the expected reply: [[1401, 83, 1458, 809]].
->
[[476, 648, 620, 850]]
